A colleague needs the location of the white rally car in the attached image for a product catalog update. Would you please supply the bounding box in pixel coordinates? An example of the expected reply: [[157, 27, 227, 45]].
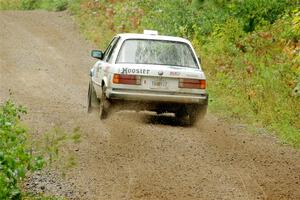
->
[[87, 30, 208, 125]]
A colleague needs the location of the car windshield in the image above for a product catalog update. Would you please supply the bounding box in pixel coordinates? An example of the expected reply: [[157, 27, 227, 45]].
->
[[116, 39, 198, 68]]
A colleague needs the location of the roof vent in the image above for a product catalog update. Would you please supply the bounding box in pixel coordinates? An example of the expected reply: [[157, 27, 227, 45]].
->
[[143, 30, 158, 35]]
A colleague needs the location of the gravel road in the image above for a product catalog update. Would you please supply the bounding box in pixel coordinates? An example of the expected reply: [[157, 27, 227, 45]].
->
[[1, 11, 300, 200]]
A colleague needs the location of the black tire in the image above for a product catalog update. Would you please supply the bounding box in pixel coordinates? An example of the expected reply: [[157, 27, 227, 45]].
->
[[99, 86, 110, 119], [87, 81, 99, 113], [175, 107, 188, 125], [188, 105, 207, 126]]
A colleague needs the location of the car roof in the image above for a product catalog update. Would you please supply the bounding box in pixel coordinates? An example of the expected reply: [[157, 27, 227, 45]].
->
[[116, 33, 191, 44]]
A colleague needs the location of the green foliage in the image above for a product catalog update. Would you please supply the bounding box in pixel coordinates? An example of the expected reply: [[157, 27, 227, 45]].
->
[[139, 0, 195, 36], [0, 0, 70, 11], [291, 8, 300, 40], [201, 14, 300, 145], [1, 0, 299, 146], [0, 0, 21, 9], [20, 0, 38, 10], [39, 0, 69, 11], [0, 100, 44, 199], [41, 127, 80, 165], [31, 126, 82, 175], [0, 100, 80, 198], [233, 0, 291, 32], [73, 0, 300, 145], [53, 0, 69, 11]]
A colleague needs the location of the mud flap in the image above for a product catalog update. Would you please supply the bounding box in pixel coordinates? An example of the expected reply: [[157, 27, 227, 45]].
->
[[87, 81, 99, 113]]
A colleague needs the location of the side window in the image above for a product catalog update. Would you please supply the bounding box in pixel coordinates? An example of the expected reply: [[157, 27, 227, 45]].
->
[[107, 40, 120, 63], [102, 37, 117, 61], [103, 37, 120, 62]]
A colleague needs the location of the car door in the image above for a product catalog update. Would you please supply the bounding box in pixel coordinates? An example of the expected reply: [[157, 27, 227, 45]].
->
[[95, 37, 120, 87]]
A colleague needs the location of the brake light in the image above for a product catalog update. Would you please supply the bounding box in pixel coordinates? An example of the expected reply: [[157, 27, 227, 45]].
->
[[113, 74, 141, 85], [179, 79, 206, 89]]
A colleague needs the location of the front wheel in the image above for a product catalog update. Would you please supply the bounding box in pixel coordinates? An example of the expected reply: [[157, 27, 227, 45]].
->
[[99, 86, 110, 119]]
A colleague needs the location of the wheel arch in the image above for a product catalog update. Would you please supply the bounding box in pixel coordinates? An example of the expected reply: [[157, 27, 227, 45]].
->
[[101, 77, 109, 98], [101, 77, 109, 88]]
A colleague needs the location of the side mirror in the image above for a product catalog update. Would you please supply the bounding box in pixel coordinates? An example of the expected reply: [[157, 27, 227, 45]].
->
[[91, 50, 104, 60]]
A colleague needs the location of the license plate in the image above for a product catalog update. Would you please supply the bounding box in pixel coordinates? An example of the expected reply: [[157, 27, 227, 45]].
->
[[151, 79, 168, 89]]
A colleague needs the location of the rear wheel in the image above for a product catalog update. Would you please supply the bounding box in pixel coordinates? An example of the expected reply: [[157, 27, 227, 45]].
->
[[99, 86, 110, 119], [175, 107, 188, 125], [188, 105, 207, 126], [87, 81, 99, 113]]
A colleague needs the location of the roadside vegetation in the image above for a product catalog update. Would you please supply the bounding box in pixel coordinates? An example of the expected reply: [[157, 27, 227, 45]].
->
[[0, 0, 299, 147], [0, 0, 69, 11], [38, 126, 81, 176], [69, 0, 300, 146], [0, 100, 43, 199], [0, 100, 80, 199]]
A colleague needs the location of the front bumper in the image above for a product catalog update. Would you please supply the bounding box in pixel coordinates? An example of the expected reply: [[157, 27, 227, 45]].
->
[[107, 88, 208, 104]]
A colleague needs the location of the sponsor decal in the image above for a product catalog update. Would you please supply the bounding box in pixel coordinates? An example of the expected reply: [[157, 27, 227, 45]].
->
[[121, 68, 150, 75], [95, 67, 100, 78], [104, 66, 110, 73], [185, 73, 198, 78], [170, 71, 180, 76], [104, 66, 110, 76]]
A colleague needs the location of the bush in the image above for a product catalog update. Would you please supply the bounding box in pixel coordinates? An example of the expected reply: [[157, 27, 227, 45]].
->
[[1, 0, 299, 146], [1, 0, 70, 11], [233, 0, 292, 32], [140, 0, 195, 36], [47, 0, 69, 11], [0, 0, 22, 10], [0, 100, 44, 199], [292, 8, 300, 40], [20, 0, 39, 10]]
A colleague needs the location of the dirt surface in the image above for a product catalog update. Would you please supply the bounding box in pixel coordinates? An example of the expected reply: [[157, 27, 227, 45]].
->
[[1, 11, 300, 200]]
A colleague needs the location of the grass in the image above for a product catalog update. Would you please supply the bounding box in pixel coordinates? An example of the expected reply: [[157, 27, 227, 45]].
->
[[199, 17, 300, 146], [67, 1, 300, 146], [0, 0, 69, 11], [0, 0, 299, 147], [33, 126, 82, 175]]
